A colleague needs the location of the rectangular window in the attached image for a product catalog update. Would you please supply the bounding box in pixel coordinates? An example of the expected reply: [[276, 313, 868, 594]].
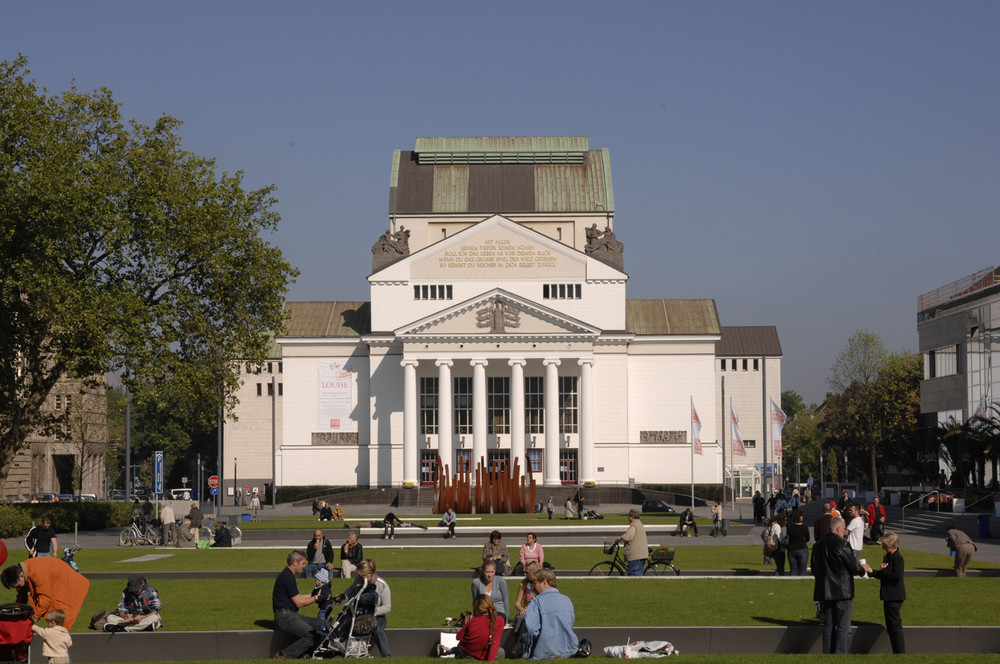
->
[[753, 359, 759, 371], [456, 449, 472, 473], [256, 383, 262, 397], [742, 359, 748, 371], [559, 376, 579, 433], [487, 449, 510, 474], [744, 439, 756, 448], [931, 345, 960, 377], [278, 383, 283, 396], [414, 284, 454, 300], [527, 449, 542, 473], [267, 382, 274, 396], [65, 395, 72, 410], [55, 395, 62, 409], [454, 377, 473, 434], [543, 283, 582, 300], [731, 359, 737, 371], [420, 377, 439, 434], [720, 359, 726, 371], [278, 362, 283, 373], [525, 376, 545, 433], [267, 362, 273, 373], [488, 377, 510, 434]]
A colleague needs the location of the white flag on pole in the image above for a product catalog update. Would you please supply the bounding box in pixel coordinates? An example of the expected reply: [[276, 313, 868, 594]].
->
[[731, 399, 746, 457], [691, 398, 702, 455], [770, 398, 787, 458]]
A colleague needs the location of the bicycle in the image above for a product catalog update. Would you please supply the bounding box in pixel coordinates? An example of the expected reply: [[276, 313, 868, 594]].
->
[[119, 519, 162, 547], [589, 541, 680, 576]]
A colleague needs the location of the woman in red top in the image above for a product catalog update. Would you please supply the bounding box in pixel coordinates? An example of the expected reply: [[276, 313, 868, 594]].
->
[[438, 594, 506, 661]]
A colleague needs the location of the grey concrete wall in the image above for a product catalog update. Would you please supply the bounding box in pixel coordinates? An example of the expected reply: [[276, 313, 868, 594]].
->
[[43, 625, 1000, 661]]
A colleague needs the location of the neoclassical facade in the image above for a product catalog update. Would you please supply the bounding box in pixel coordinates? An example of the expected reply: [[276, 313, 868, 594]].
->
[[227, 137, 781, 491]]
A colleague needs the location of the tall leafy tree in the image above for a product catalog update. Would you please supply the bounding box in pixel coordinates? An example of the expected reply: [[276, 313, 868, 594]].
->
[[824, 330, 921, 492], [0, 56, 297, 485]]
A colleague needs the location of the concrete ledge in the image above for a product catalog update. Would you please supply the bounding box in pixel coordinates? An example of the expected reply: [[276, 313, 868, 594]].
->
[[42, 625, 1000, 661]]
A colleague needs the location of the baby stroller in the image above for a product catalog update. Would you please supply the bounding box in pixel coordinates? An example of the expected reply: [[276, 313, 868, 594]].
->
[[0, 603, 34, 663], [312, 579, 377, 659]]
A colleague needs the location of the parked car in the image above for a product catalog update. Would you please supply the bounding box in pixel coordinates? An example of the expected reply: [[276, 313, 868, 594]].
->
[[31, 493, 57, 503], [642, 500, 676, 513], [77, 493, 97, 501]]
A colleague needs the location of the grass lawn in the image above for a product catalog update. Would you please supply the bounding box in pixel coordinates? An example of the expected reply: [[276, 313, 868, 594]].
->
[[10, 543, 994, 574], [72, 575, 1000, 632]]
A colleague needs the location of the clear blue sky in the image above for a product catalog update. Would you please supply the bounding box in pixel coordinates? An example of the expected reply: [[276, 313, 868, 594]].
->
[[4, 2, 998, 404]]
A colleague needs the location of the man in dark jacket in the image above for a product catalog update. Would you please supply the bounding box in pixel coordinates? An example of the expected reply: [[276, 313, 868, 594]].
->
[[304, 529, 335, 578], [811, 516, 863, 654]]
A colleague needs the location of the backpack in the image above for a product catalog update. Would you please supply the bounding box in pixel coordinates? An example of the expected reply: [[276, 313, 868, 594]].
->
[[89, 610, 113, 631]]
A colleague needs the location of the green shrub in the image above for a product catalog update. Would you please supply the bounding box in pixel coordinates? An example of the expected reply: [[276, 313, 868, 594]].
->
[[1, 501, 133, 537], [0, 505, 32, 538]]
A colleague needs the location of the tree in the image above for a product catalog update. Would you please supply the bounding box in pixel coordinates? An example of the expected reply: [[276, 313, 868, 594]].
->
[[0, 56, 297, 485], [824, 330, 921, 493], [780, 390, 807, 421], [780, 399, 825, 480]]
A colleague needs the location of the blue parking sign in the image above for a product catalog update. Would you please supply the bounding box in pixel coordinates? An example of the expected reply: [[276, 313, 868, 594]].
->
[[154, 451, 164, 494]]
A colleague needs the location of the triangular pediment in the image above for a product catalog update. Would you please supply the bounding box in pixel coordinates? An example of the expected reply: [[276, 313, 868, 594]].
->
[[371, 215, 624, 282], [395, 288, 600, 339]]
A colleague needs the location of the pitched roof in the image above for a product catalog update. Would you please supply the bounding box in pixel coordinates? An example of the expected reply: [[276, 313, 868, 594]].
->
[[283, 302, 370, 337], [625, 299, 720, 335], [715, 326, 782, 357], [389, 137, 614, 215]]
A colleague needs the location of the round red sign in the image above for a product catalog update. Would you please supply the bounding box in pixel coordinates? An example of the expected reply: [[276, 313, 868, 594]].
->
[[208, 475, 219, 488]]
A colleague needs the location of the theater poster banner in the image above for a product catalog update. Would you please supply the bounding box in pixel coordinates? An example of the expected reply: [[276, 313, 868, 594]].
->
[[317, 361, 353, 429]]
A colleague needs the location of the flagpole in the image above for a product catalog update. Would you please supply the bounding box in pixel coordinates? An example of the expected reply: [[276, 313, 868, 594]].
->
[[721, 376, 728, 511], [690, 396, 695, 510]]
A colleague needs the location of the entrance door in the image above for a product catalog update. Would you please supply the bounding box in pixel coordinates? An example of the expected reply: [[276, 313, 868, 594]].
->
[[559, 450, 578, 484], [420, 451, 438, 486]]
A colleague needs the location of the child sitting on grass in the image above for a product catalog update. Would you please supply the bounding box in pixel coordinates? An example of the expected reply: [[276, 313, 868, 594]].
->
[[31, 609, 71, 664]]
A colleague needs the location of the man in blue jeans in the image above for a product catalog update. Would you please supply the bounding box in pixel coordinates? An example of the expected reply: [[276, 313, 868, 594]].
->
[[617, 508, 648, 576], [521, 568, 580, 659], [811, 517, 863, 654]]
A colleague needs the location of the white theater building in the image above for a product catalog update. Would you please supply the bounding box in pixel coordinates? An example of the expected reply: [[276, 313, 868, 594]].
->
[[228, 138, 781, 493]]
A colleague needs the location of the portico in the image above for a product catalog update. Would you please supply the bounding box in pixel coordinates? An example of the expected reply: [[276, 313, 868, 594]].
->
[[400, 351, 596, 487]]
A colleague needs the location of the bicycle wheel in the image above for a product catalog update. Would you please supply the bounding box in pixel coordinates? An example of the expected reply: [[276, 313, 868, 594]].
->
[[119, 528, 134, 547], [589, 562, 615, 576], [644, 563, 680, 576], [146, 529, 162, 546]]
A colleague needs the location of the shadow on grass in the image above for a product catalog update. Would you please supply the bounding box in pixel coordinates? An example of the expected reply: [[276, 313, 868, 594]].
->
[[254, 619, 277, 629]]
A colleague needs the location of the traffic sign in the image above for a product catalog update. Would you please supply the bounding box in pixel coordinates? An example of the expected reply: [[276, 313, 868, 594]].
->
[[210, 487, 218, 496], [208, 475, 219, 489], [154, 451, 164, 494]]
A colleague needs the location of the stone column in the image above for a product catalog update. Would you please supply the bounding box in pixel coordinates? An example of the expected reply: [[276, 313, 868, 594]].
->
[[543, 358, 561, 486], [471, 359, 489, 473], [402, 359, 419, 486], [508, 359, 526, 477], [436, 360, 454, 477], [579, 358, 596, 485]]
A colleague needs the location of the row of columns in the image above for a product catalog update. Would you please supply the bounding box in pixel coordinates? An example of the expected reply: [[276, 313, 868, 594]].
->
[[401, 357, 595, 487]]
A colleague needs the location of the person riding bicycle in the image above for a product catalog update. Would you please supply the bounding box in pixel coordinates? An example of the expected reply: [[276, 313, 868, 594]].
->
[[616, 508, 648, 576]]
